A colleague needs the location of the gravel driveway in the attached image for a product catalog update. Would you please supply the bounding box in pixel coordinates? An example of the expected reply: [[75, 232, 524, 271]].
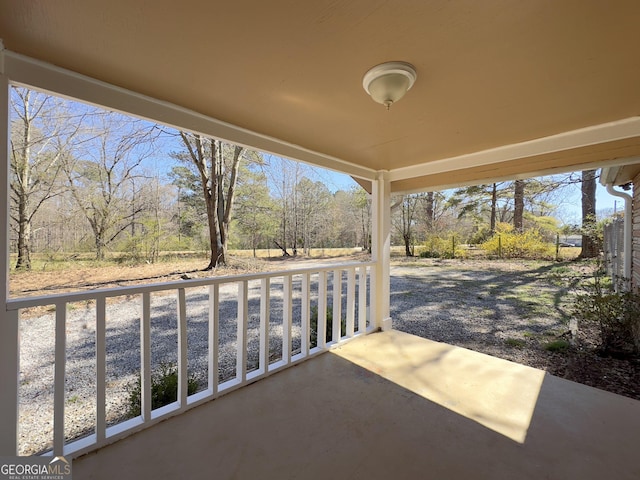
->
[[391, 258, 575, 350]]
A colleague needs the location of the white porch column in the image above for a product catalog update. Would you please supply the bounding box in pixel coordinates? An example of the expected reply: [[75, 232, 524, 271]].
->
[[371, 170, 392, 331], [0, 65, 19, 455]]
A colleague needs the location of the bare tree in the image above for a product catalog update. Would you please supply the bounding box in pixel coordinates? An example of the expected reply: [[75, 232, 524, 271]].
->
[[265, 157, 303, 257], [64, 113, 158, 260], [354, 187, 371, 252], [392, 194, 422, 256], [177, 133, 244, 269], [9, 87, 83, 269], [296, 177, 332, 254]]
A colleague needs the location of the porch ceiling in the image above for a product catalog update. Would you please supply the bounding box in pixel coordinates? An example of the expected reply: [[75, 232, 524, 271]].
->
[[2, 1, 640, 191]]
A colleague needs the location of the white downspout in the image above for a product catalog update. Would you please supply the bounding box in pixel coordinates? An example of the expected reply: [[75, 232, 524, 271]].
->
[[600, 167, 633, 291]]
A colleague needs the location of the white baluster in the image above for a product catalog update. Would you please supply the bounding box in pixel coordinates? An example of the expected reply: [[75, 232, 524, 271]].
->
[[96, 296, 106, 442], [53, 302, 67, 455]]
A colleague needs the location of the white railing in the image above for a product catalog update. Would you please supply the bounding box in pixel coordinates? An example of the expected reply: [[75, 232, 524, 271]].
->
[[2, 261, 374, 459]]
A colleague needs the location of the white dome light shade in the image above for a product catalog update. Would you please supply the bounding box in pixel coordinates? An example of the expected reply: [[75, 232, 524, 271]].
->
[[363, 61, 417, 109]]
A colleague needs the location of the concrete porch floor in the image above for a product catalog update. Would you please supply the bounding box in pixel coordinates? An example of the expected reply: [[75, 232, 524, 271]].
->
[[75, 330, 640, 479]]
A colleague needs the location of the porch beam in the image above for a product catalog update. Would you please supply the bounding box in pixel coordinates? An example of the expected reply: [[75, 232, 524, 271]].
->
[[371, 171, 391, 331]]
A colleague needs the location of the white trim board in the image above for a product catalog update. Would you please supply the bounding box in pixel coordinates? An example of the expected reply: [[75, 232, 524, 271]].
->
[[389, 117, 640, 183], [392, 155, 640, 195]]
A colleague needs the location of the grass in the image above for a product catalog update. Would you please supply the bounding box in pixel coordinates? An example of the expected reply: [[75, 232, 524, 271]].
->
[[391, 245, 581, 261], [504, 338, 526, 348], [9, 249, 368, 297], [543, 339, 571, 352], [232, 247, 364, 259]]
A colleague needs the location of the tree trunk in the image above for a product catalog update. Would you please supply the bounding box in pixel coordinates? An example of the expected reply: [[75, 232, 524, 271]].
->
[[219, 145, 243, 264], [15, 207, 32, 269], [95, 236, 105, 261], [280, 178, 288, 256], [214, 141, 227, 266], [425, 192, 434, 231], [274, 240, 290, 257], [513, 180, 525, 232], [490, 183, 497, 234], [14, 91, 33, 270], [579, 169, 598, 258], [400, 196, 416, 257], [292, 184, 299, 256], [403, 233, 412, 257], [204, 186, 221, 270]]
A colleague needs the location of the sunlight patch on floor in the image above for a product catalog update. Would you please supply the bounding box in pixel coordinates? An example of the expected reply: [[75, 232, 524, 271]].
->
[[331, 330, 545, 444]]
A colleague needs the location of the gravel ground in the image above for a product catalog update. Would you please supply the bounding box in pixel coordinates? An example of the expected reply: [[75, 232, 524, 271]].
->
[[391, 258, 574, 351], [18, 257, 640, 455]]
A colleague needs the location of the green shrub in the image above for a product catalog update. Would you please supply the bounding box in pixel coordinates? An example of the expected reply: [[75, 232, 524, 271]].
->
[[125, 362, 199, 418], [481, 223, 554, 259], [573, 273, 640, 357], [420, 234, 467, 259], [310, 305, 346, 347]]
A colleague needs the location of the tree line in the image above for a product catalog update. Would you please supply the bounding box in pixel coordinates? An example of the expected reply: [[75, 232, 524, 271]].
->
[[9, 86, 371, 270], [390, 171, 598, 258]]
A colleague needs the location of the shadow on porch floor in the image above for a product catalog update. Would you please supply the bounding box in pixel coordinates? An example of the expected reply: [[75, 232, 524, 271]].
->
[[74, 330, 640, 479]]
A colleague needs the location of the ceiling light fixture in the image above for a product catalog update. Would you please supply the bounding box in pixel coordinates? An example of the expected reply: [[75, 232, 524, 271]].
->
[[363, 61, 417, 110]]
